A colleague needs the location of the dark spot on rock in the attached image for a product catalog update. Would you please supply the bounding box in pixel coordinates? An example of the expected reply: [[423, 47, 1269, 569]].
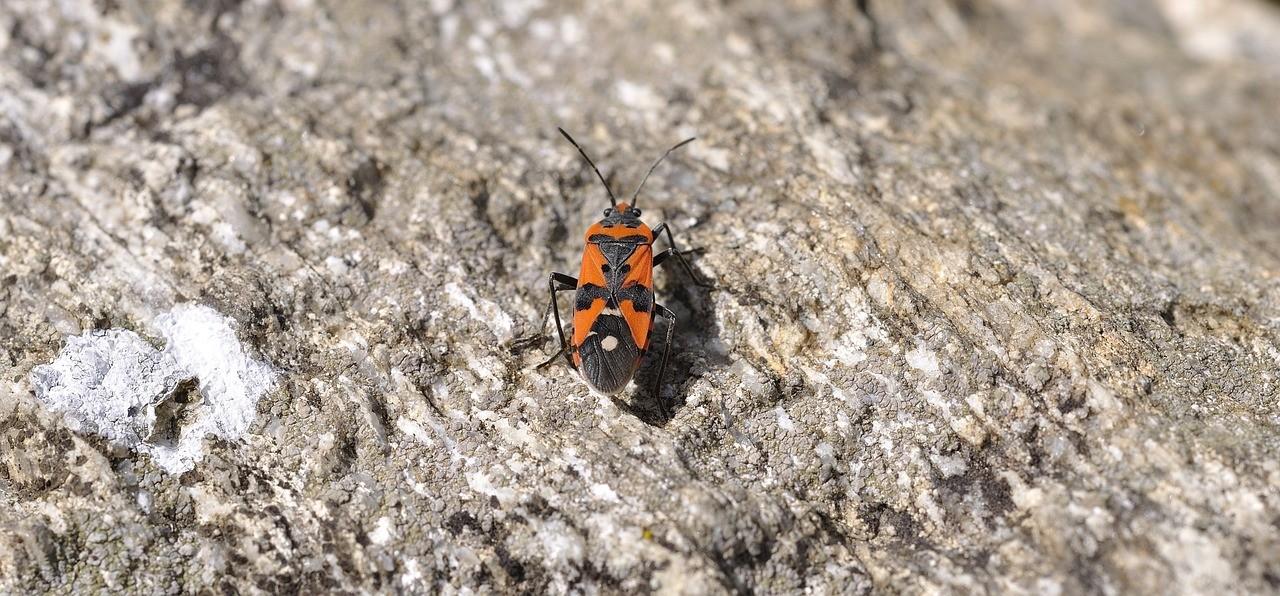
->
[[173, 42, 248, 109], [99, 81, 154, 128], [523, 495, 553, 518], [446, 511, 480, 536], [150, 378, 203, 448], [936, 457, 1014, 525], [1024, 423, 1044, 469], [493, 543, 526, 584], [572, 560, 624, 591], [981, 472, 1015, 518], [346, 157, 385, 223], [1057, 390, 1087, 415]]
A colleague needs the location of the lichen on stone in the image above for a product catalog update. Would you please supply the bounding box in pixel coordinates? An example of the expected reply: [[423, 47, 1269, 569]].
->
[[30, 304, 276, 474]]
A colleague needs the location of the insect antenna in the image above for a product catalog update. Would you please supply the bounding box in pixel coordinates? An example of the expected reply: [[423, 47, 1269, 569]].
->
[[630, 136, 696, 209], [557, 127, 617, 208]]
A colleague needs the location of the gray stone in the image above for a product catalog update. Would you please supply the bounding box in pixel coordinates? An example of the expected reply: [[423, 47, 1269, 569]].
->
[[2, 0, 1280, 593]]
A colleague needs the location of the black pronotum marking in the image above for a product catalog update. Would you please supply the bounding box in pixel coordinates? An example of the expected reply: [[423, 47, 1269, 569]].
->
[[588, 234, 647, 244]]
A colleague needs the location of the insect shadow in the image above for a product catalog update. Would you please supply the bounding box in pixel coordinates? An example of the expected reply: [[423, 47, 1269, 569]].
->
[[618, 245, 723, 427]]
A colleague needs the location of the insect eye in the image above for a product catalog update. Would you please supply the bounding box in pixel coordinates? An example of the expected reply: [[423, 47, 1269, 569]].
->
[[632, 209, 641, 216], [603, 209, 611, 216]]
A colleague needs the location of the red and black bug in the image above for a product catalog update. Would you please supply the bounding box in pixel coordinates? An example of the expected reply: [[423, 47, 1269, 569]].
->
[[539, 128, 711, 409]]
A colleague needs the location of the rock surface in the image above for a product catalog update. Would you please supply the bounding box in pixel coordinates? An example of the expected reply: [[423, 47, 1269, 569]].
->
[[2, 0, 1280, 593]]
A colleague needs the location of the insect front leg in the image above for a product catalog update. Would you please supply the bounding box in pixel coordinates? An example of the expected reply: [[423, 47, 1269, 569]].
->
[[536, 272, 578, 369], [651, 303, 678, 417], [651, 222, 713, 288]]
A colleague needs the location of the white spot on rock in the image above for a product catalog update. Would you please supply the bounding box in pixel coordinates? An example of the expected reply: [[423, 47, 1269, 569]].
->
[[537, 519, 585, 566], [616, 80, 664, 111], [369, 516, 396, 546], [102, 19, 143, 81], [559, 16, 582, 44], [498, 0, 543, 27], [906, 343, 941, 378], [590, 483, 620, 502], [395, 417, 435, 446], [929, 452, 969, 478], [466, 470, 517, 506], [401, 558, 423, 587], [775, 406, 796, 432], [445, 281, 515, 342], [30, 304, 277, 474]]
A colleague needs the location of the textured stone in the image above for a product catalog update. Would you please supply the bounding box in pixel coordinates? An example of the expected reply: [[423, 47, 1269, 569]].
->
[[2, 0, 1280, 593]]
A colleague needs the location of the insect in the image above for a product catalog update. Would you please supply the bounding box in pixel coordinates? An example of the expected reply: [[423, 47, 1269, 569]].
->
[[538, 128, 711, 410]]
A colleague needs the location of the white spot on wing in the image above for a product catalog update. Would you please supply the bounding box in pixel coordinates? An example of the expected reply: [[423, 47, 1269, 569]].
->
[[601, 336, 619, 351]]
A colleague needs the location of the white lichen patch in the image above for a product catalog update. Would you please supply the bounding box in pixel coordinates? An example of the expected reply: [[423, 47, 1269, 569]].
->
[[775, 406, 796, 432], [30, 304, 277, 474], [536, 518, 585, 566], [906, 343, 942, 378], [28, 330, 187, 447], [400, 558, 424, 588], [466, 470, 518, 506], [590, 483, 620, 503], [368, 516, 396, 546], [445, 281, 515, 343]]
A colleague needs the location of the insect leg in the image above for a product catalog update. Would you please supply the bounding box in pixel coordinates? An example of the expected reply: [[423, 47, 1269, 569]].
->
[[653, 248, 705, 267], [651, 223, 713, 288], [542, 272, 578, 369], [651, 303, 678, 417], [535, 342, 572, 370]]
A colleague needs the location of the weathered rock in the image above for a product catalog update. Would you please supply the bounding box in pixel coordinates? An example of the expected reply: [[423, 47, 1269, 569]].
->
[[2, 0, 1279, 593], [29, 304, 276, 475]]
